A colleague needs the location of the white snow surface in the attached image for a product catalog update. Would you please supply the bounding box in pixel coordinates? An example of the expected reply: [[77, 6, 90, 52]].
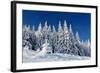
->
[[23, 46, 90, 63]]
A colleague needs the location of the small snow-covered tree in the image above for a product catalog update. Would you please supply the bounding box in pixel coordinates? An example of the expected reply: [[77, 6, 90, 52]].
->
[[87, 39, 91, 48], [53, 25, 56, 32], [42, 39, 52, 54], [81, 39, 91, 56], [38, 22, 42, 32], [32, 25, 35, 32], [75, 32, 80, 44], [86, 39, 91, 56], [74, 32, 86, 56]]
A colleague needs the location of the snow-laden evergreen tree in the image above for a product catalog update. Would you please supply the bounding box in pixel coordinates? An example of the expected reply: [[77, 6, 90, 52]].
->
[[56, 21, 64, 53], [35, 22, 42, 36], [75, 32, 86, 56], [28, 25, 37, 50], [35, 22, 43, 50], [50, 25, 58, 53], [63, 20, 69, 40], [48, 25, 52, 46], [86, 39, 91, 56], [68, 24, 79, 55], [38, 22, 42, 32], [81, 39, 90, 49], [84, 39, 91, 49], [32, 25, 35, 32], [22, 20, 91, 57], [42, 21, 48, 40], [22, 25, 33, 50], [23, 25, 31, 40], [47, 25, 52, 43], [63, 20, 71, 54], [81, 39, 91, 56], [42, 39, 52, 54], [58, 21, 63, 39], [39, 39, 49, 55], [75, 32, 80, 44]]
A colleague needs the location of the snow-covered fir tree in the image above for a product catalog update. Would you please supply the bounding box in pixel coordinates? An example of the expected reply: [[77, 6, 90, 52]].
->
[[63, 20, 71, 54], [56, 21, 64, 53], [68, 24, 79, 55], [22, 20, 91, 57], [35, 22, 43, 50], [50, 25, 58, 53], [22, 25, 32, 50], [75, 32, 80, 44]]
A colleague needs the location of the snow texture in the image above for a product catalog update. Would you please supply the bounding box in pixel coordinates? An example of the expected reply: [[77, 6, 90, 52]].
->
[[23, 46, 90, 63]]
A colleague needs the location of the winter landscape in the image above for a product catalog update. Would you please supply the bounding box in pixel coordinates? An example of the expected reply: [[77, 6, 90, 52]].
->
[[22, 20, 91, 63]]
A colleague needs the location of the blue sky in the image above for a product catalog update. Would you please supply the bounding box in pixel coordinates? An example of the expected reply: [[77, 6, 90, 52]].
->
[[22, 10, 91, 41]]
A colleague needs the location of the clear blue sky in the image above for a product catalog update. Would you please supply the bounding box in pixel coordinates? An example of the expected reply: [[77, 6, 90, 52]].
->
[[22, 10, 91, 41]]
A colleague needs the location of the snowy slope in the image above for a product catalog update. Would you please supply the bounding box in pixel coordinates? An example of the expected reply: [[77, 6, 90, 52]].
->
[[23, 46, 90, 63]]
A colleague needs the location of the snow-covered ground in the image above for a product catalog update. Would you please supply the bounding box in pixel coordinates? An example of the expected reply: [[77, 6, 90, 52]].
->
[[22, 46, 90, 63]]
